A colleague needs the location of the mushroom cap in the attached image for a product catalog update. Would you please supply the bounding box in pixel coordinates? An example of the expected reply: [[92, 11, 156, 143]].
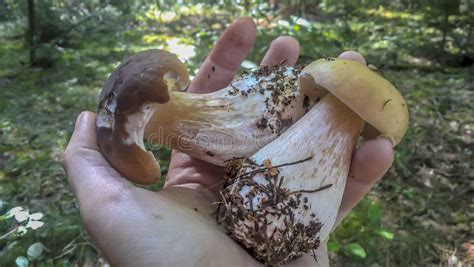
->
[[96, 49, 189, 184], [301, 58, 409, 146], [99, 49, 189, 116]]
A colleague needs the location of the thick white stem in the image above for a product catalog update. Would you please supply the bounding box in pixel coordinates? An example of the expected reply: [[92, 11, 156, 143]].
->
[[219, 93, 364, 265], [253, 93, 364, 238], [144, 88, 283, 165]]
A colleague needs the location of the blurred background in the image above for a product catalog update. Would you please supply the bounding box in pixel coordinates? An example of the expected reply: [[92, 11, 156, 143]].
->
[[0, 0, 473, 266]]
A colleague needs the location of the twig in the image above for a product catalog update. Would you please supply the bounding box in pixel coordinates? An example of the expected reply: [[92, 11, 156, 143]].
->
[[235, 156, 314, 179], [287, 184, 333, 195], [0, 226, 18, 240]]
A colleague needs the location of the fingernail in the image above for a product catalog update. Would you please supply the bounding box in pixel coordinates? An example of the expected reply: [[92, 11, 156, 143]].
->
[[377, 135, 396, 148], [232, 18, 256, 41], [74, 112, 86, 130], [338, 51, 367, 66]]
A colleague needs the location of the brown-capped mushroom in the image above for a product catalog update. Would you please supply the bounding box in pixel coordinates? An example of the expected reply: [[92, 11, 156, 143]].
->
[[96, 50, 189, 184], [216, 58, 409, 265], [96, 49, 323, 184]]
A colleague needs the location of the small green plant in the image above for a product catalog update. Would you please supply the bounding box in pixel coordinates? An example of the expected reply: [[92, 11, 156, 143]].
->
[[328, 197, 395, 264], [1, 205, 46, 266]]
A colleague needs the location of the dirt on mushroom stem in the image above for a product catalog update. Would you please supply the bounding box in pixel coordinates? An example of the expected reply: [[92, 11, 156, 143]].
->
[[96, 53, 319, 184], [141, 64, 312, 166], [213, 93, 365, 266]]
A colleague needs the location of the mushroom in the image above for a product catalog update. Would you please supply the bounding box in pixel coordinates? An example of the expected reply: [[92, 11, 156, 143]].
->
[[215, 58, 409, 265], [96, 49, 324, 184]]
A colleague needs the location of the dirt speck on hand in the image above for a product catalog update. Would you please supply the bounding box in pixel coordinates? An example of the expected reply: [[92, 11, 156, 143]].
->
[[152, 213, 164, 220]]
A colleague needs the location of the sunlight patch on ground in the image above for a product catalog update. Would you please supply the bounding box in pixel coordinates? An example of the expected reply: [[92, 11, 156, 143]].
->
[[142, 34, 166, 46], [366, 6, 423, 21], [405, 55, 437, 66], [166, 38, 196, 62], [155, 11, 177, 23], [141, 34, 196, 63], [141, 3, 213, 24]]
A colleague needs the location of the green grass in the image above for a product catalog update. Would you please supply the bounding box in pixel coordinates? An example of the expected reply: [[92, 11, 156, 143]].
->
[[1, 3, 473, 266]]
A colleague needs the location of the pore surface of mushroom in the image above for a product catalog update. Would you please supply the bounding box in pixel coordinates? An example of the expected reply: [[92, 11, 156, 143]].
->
[[96, 49, 324, 184], [215, 58, 409, 265]]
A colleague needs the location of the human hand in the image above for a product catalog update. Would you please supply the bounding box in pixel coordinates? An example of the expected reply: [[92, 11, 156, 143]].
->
[[63, 18, 394, 266]]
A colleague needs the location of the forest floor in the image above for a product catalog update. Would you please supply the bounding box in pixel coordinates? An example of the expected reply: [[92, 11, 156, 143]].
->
[[1, 6, 473, 266]]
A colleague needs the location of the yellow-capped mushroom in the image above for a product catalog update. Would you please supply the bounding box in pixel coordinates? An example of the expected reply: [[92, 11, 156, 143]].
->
[[217, 58, 409, 265]]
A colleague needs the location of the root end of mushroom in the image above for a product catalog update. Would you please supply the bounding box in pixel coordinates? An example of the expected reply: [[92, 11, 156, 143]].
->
[[214, 94, 365, 265]]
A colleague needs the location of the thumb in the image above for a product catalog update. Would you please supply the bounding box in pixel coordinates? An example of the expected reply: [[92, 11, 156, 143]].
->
[[63, 111, 130, 205], [65, 111, 100, 154]]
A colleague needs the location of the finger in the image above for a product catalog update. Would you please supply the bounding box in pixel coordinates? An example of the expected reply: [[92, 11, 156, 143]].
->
[[167, 18, 257, 188], [63, 112, 131, 208], [188, 17, 257, 93], [66, 111, 100, 152], [166, 35, 300, 191], [259, 36, 300, 66], [335, 138, 394, 225], [338, 50, 367, 65]]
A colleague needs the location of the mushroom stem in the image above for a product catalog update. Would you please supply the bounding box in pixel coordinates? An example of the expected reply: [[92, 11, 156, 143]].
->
[[217, 93, 364, 265], [143, 77, 320, 167], [123, 62, 324, 178], [97, 49, 322, 184]]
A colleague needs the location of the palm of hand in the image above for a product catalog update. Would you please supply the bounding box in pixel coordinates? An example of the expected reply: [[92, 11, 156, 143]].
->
[[65, 136, 322, 266], [63, 19, 393, 266]]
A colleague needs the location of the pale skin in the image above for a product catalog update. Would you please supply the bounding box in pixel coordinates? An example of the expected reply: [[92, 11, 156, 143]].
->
[[63, 18, 394, 266]]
